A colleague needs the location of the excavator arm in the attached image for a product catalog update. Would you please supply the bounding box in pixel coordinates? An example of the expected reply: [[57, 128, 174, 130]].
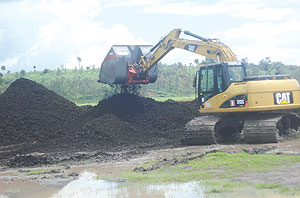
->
[[99, 28, 237, 85], [138, 28, 237, 73]]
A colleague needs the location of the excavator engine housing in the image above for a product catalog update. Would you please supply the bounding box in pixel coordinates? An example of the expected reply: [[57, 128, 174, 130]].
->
[[98, 45, 158, 85]]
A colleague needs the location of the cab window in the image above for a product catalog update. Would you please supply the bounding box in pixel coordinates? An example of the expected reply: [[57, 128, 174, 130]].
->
[[200, 68, 214, 92], [199, 67, 216, 105], [228, 66, 245, 82], [198, 65, 227, 106], [216, 66, 225, 93]]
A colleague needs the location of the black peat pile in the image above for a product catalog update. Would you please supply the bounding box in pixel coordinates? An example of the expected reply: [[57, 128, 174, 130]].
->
[[86, 94, 199, 131], [76, 94, 200, 150], [79, 114, 148, 149], [0, 78, 199, 161], [0, 78, 82, 154]]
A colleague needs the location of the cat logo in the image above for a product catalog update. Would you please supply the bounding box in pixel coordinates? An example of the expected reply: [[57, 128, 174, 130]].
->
[[274, 92, 293, 105], [184, 44, 198, 52], [188, 45, 196, 52]]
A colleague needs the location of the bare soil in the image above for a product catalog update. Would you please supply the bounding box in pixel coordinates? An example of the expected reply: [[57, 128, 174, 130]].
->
[[1, 141, 300, 191]]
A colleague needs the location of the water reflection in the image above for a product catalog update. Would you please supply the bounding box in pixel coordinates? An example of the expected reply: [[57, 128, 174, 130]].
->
[[51, 172, 205, 198]]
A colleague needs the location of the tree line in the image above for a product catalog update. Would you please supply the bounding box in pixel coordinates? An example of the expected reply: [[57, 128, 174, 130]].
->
[[0, 58, 300, 103]]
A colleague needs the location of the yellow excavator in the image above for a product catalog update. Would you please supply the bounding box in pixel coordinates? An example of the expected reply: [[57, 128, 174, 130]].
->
[[99, 28, 300, 144]]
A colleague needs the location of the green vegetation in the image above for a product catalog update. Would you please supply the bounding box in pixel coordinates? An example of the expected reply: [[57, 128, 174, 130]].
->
[[123, 152, 300, 183], [190, 152, 300, 172], [0, 68, 114, 103], [0, 58, 299, 104], [151, 95, 195, 102], [75, 100, 99, 106], [204, 181, 247, 189], [204, 181, 300, 195], [118, 152, 300, 196], [255, 183, 285, 190], [25, 169, 49, 175], [0, 63, 197, 104]]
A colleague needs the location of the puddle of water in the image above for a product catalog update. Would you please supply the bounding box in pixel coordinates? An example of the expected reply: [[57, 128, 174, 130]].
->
[[1, 172, 292, 198], [51, 172, 205, 198], [0, 179, 58, 198]]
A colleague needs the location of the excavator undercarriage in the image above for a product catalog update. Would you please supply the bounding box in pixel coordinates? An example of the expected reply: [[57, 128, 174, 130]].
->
[[184, 112, 300, 145]]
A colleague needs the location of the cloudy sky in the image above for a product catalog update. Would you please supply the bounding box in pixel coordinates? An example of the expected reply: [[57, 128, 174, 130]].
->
[[0, 0, 300, 72]]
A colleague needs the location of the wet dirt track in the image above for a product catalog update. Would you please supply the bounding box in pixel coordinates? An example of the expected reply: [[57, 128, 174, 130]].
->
[[1, 142, 300, 198]]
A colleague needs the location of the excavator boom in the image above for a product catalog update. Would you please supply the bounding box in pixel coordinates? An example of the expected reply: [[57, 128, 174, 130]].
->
[[140, 29, 237, 73]]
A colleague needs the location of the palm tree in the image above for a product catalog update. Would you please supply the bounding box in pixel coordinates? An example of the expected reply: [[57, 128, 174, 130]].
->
[[20, 69, 26, 76], [1, 65, 6, 74], [77, 57, 82, 68]]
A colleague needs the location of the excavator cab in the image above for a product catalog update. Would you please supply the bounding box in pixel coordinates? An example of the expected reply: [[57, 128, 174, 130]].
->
[[197, 62, 246, 107], [195, 61, 300, 114]]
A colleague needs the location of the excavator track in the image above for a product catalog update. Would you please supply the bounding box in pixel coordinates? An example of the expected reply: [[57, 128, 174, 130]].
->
[[184, 116, 217, 145], [183, 112, 300, 145], [242, 113, 300, 143], [241, 114, 281, 143]]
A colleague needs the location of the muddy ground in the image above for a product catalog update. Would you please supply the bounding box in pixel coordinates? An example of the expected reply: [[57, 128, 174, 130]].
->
[[1, 141, 300, 198]]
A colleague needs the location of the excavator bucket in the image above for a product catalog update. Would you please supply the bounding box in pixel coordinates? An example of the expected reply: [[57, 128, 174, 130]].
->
[[98, 45, 158, 85]]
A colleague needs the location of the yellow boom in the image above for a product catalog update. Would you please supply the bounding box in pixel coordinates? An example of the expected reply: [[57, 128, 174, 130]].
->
[[138, 28, 237, 73]]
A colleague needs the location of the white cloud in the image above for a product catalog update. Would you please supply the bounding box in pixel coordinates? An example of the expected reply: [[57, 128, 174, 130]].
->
[[64, 24, 148, 68], [161, 48, 204, 66], [103, 0, 161, 8], [40, 0, 102, 23], [132, 0, 296, 22], [0, 55, 19, 69], [129, 0, 299, 65], [0, 30, 3, 43], [0, 0, 147, 71], [212, 19, 300, 64], [1, 0, 300, 71]]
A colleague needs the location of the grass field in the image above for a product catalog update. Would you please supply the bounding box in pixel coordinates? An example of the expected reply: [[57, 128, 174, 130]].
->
[[74, 95, 196, 106], [118, 152, 300, 196], [123, 152, 300, 182], [150, 95, 195, 102]]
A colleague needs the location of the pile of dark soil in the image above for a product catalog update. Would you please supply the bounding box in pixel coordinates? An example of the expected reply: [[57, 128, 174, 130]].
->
[[0, 78, 82, 153], [0, 78, 199, 166], [86, 94, 199, 131], [75, 95, 200, 151], [78, 114, 155, 149]]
